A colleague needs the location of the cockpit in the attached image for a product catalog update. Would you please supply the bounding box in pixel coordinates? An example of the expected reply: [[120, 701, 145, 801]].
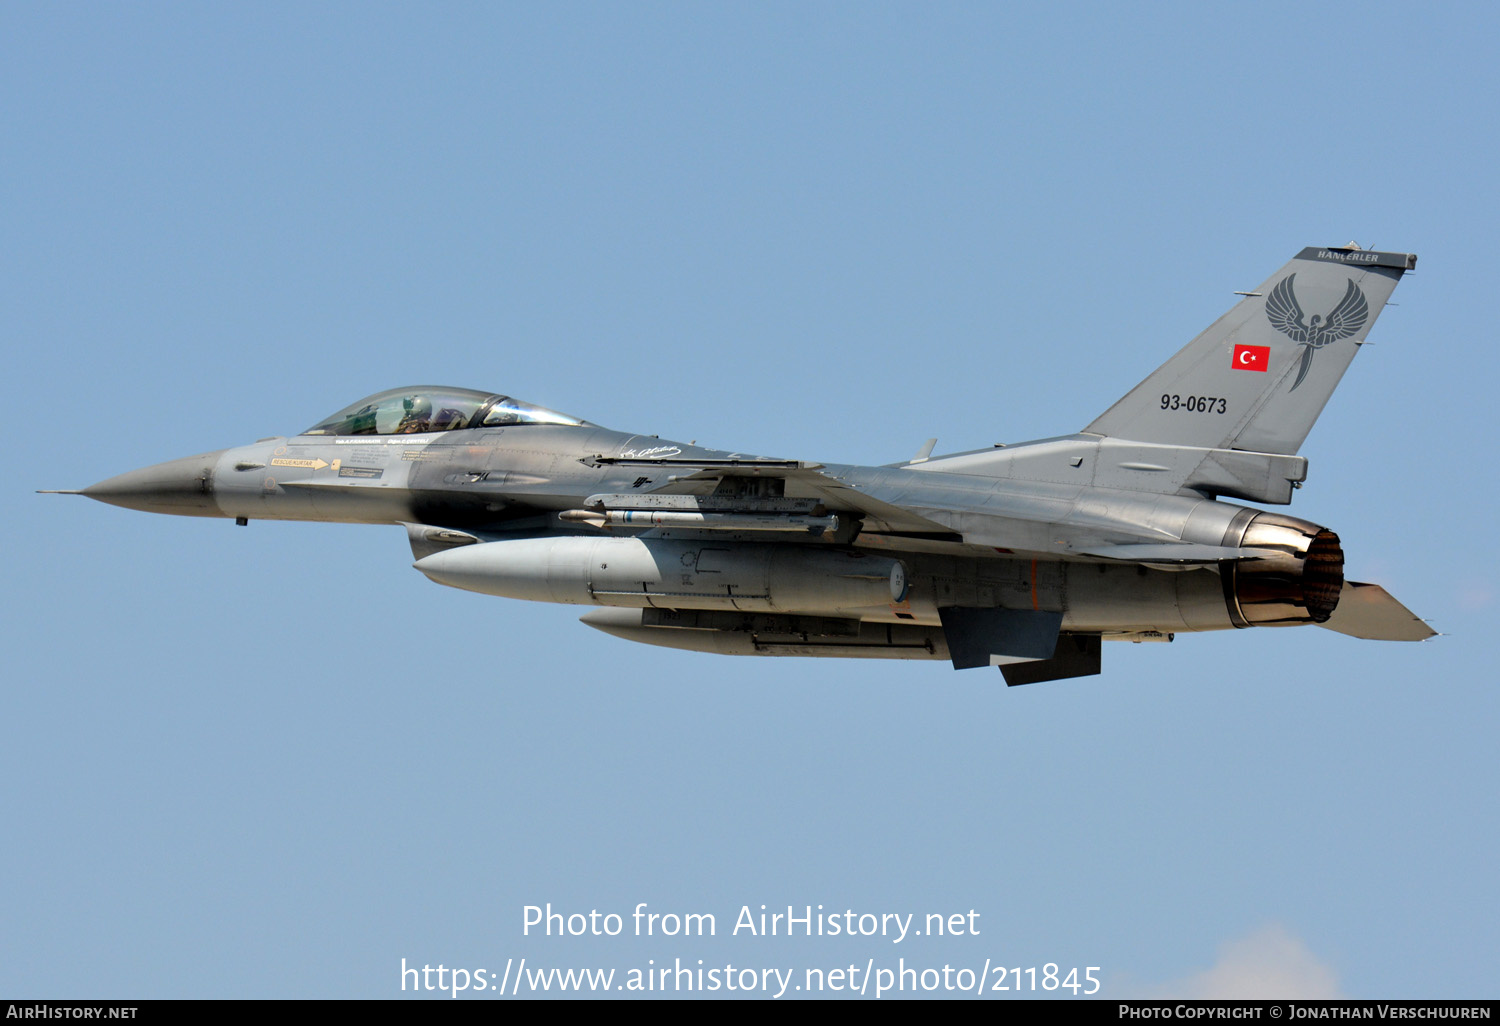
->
[[301, 387, 588, 436]]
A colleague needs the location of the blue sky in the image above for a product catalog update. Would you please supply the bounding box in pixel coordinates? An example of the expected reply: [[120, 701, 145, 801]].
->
[[4, 1, 1496, 999]]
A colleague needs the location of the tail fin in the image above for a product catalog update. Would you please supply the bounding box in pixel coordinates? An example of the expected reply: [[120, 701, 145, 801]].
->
[[1085, 246, 1416, 455]]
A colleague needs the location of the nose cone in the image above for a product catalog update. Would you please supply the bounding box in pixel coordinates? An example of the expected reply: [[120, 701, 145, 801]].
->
[[83, 450, 226, 516]]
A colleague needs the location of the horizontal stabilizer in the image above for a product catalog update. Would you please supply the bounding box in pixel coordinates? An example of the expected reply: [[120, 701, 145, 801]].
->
[[1319, 581, 1435, 641]]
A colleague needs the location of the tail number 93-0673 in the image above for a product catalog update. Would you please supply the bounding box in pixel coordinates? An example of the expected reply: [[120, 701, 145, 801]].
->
[[1160, 394, 1226, 414]]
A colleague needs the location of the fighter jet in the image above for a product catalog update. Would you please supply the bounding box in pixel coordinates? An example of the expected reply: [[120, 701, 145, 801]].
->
[[56, 244, 1433, 684]]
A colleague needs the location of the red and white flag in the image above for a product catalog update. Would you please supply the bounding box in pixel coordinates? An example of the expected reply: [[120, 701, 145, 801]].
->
[[1232, 344, 1270, 372]]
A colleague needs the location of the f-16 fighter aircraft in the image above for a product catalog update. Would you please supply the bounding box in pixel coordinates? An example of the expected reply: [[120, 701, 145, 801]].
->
[[59, 244, 1432, 684]]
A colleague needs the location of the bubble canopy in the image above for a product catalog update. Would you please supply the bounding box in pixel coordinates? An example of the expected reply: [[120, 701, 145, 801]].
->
[[301, 387, 588, 436]]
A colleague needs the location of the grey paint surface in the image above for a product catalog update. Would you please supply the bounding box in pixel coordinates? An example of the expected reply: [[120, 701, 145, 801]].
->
[[69, 246, 1432, 682]]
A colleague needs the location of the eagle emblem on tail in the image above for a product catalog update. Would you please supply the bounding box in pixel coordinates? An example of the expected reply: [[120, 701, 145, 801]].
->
[[1265, 274, 1369, 391]]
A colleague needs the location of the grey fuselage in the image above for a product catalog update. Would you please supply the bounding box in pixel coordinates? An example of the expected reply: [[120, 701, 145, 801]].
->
[[70, 246, 1434, 679], [85, 419, 1314, 641]]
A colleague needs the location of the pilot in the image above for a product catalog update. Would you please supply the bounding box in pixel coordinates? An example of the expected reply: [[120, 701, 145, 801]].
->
[[395, 395, 432, 433]]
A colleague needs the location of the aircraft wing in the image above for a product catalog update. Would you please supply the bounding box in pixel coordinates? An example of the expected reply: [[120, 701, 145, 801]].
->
[[761, 466, 963, 537], [582, 456, 961, 538], [582, 457, 1366, 568]]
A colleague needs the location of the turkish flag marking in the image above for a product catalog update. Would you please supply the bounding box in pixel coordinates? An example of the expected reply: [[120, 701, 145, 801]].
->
[[1233, 344, 1271, 372]]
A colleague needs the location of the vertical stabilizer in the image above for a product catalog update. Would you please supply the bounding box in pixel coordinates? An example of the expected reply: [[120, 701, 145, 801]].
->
[[1085, 246, 1415, 455]]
